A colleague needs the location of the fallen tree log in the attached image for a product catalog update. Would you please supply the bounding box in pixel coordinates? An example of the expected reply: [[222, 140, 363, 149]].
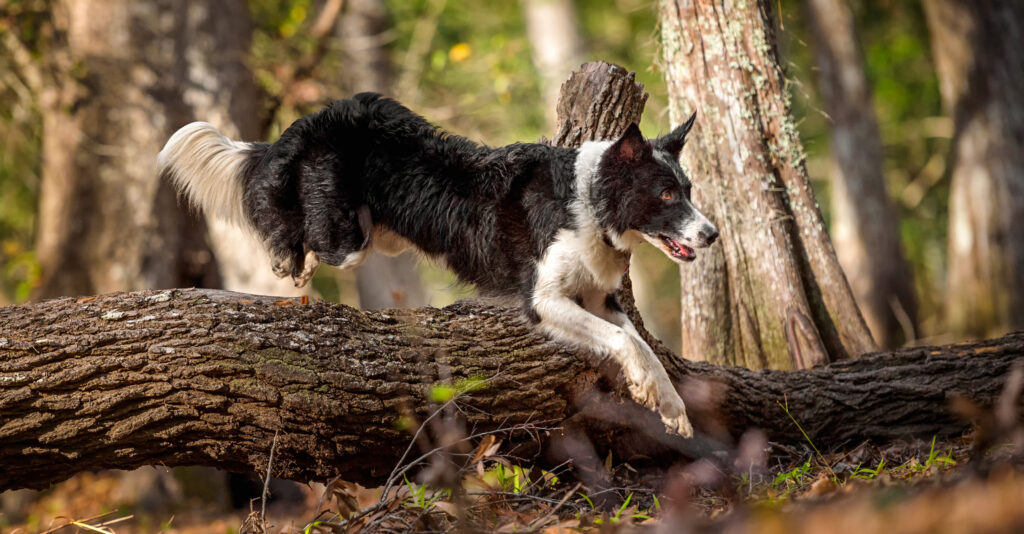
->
[[0, 288, 1021, 491]]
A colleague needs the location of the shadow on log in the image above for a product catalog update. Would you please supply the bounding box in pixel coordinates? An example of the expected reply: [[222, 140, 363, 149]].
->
[[0, 288, 1021, 491]]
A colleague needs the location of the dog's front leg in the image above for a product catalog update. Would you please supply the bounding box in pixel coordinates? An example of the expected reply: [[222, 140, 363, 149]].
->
[[596, 303, 693, 437], [533, 293, 694, 438]]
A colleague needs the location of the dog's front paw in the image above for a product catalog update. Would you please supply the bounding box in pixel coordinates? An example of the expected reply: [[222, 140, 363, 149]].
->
[[658, 393, 693, 438], [627, 380, 660, 411], [627, 378, 694, 438]]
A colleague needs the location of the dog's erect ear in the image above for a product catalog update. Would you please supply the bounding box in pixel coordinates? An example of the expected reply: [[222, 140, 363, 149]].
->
[[610, 123, 648, 162], [655, 111, 697, 157]]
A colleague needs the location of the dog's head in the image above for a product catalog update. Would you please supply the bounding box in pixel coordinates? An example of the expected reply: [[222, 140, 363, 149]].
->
[[592, 115, 718, 263]]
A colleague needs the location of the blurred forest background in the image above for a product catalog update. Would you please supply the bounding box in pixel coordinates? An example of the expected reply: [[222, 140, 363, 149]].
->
[[2, 0, 1024, 532], [0, 0, 994, 356]]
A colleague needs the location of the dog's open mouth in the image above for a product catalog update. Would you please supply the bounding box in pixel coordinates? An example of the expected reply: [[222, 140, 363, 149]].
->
[[660, 236, 695, 261]]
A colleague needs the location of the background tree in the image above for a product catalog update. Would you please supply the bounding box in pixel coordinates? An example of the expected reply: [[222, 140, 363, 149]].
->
[[658, 0, 876, 368], [521, 0, 583, 130], [14, 0, 306, 299], [804, 0, 918, 349], [923, 0, 1024, 339], [340, 0, 429, 309], [27, 0, 226, 298]]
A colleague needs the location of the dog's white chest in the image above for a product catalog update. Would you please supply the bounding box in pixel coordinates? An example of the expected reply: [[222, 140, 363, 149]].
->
[[535, 228, 628, 301]]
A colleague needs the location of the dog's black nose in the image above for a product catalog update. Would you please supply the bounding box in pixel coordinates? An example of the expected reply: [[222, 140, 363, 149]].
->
[[700, 226, 719, 245]]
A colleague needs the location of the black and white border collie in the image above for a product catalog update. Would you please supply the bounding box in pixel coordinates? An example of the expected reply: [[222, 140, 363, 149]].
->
[[158, 93, 717, 437]]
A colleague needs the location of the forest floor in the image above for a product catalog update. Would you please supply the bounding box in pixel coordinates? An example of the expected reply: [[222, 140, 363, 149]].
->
[[2, 430, 1022, 534]]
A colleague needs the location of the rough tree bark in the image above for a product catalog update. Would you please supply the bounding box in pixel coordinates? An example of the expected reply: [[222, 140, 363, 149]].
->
[[923, 0, 1024, 339], [658, 0, 877, 369], [339, 0, 429, 310], [0, 288, 1020, 492], [805, 0, 918, 349]]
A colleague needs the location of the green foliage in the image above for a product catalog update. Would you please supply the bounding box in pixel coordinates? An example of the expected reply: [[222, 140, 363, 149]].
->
[[852, 458, 887, 480], [913, 435, 956, 471], [486, 463, 529, 493], [0, 7, 45, 303], [385, 0, 545, 143], [403, 474, 448, 510], [772, 458, 813, 491], [429, 376, 488, 402]]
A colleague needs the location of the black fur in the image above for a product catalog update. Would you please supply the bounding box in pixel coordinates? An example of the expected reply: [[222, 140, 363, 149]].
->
[[242, 93, 576, 295], [232, 93, 706, 303]]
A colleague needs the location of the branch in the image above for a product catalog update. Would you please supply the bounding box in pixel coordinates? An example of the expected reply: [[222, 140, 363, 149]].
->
[[262, 0, 347, 134]]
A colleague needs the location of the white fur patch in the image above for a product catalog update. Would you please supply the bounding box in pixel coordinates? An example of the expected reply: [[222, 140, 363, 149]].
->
[[531, 231, 693, 437], [528, 141, 695, 437], [157, 122, 256, 231]]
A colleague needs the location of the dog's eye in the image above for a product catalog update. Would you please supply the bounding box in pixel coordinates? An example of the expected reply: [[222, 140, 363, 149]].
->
[[660, 190, 673, 201]]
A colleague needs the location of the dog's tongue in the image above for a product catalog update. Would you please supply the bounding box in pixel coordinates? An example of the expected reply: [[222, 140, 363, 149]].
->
[[661, 236, 695, 261]]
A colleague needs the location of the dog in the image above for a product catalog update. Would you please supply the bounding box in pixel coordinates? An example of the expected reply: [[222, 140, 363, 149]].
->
[[158, 93, 718, 437]]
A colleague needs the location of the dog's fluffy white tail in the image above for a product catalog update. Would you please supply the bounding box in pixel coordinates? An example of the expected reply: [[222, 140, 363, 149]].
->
[[157, 122, 260, 229]]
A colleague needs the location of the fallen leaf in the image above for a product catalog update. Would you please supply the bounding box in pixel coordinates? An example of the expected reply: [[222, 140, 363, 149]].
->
[[471, 435, 499, 464], [433, 500, 459, 517], [805, 474, 837, 497]]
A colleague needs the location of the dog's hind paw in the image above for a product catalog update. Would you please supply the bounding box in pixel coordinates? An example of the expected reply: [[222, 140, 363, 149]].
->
[[272, 256, 292, 279], [292, 249, 321, 288]]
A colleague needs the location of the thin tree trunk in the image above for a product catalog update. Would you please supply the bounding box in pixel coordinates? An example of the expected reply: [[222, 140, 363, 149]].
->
[[805, 0, 918, 349], [340, 0, 429, 309], [522, 0, 584, 131], [0, 288, 1019, 492], [923, 0, 1024, 339], [658, 0, 877, 369]]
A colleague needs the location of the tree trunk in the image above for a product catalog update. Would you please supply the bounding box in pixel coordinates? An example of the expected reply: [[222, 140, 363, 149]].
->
[[33, 0, 225, 299], [522, 0, 584, 131], [658, 0, 876, 369], [32, 0, 306, 300], [804, 0, 918, 349], [0, 288, 1019, 492], [339, 0, 429, 309], [923, 0, 1024, 339]]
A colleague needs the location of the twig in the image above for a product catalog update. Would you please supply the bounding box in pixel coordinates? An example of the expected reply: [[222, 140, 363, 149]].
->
[[329, 418, 558, 533], [396, 0, 447, 100], [381, 398, 458, 501], [261, 430, 280, 529], [530, 482, 584, 529], [310, 0, 345, 39]]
